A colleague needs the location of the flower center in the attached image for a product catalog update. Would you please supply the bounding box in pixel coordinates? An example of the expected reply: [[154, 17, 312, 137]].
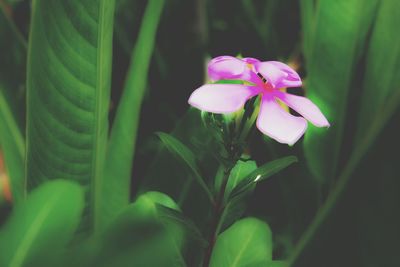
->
[[256, 72, 274, 92], [256, 72, 267, 83]]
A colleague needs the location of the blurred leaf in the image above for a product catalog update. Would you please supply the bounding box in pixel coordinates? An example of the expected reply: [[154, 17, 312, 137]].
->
[[240, 0, 277, 46], [0, 179, 84, 267], [103, 0, 165, 229], [26, 0, 115, 232], [0, 90, 24, 204], [303, 0, 379, 182], [0, 3, 26, 124], [356, 0, 400, 143], [299, 0, 316, 60], [114, 0, 143, 55], [156, 204, 205, 245], [156, 132, 213, 202], [0, 4, 26, 204], [269, 262, 287, 267], [229, 156, 297, 201], [140, 109, 217, 238], [97, 191, 187, 267], [3, 0, 24, 5], [209, 217, 274, 267]]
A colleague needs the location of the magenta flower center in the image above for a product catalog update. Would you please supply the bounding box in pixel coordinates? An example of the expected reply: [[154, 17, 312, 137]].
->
[[256, 73, 274, 92]]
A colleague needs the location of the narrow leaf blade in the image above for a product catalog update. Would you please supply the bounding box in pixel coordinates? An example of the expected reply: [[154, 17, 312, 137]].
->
[[102, 0, 166, 229]]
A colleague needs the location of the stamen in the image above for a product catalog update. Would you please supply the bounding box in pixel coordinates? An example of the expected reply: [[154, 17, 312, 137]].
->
[[256, 72, 267, 83]]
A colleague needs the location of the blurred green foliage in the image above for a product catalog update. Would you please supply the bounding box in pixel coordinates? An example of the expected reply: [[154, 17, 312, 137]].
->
[[0, 0, 399, 266]]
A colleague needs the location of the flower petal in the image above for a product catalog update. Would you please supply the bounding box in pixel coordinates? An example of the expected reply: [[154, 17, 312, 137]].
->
[[208, 56, 247, 81], [188, 84, 261, 114], [254, 61, 302, 88], [277, 92, 330, 127], [256, 95, 307, 145], [242, 57, 260, 64]]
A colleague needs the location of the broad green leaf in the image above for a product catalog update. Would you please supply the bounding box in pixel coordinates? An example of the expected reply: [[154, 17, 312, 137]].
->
[[356, 0, 400, 143], [102, 0, 165, 229], [0, 179, 84, 267], [156, 132, 213, 202], [229, 156, 297, 201], [96, 191, 186, 267], [303, 0, 379, 182], [0, 4, 26, 203], [209, 217, 273, 267], [26, 0, 115, 232]]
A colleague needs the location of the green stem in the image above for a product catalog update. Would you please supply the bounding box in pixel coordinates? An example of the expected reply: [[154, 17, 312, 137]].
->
[[203, 166, 233, 267], [287, 88, 400, 266]]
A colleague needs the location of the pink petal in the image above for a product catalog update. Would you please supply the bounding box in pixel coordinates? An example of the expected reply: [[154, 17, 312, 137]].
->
[[254, 61, 302, 89], [208, 56, 247, 81], [188, 84, 261, 114], [242, 57, 260, 64], [277, 92, 330, 127], [256, 95, 307, 145], [208, 56, 260, 84]]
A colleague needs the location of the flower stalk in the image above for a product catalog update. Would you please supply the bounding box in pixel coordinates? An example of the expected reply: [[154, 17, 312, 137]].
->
[[203, 165, 234, 267]]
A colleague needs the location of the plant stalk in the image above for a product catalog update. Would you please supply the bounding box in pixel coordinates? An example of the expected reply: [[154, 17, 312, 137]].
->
[[203, 167, 233, 267]]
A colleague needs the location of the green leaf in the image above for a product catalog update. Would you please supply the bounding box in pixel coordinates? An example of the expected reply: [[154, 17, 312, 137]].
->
[[217, 157, 296, 234], [26, 0, 116, 232], [140, 109, 216, 235], [215, 159, 257, 199], [299, 0, 316, 60], [156, 132, 213, 202], [209, 217, 273, 267], [102, 0, 165, 229], [0, 179, 84, 267], [0, 4, 26, 204], [356, 0, 400, 143], [0, 90, 24, 204], [303, 0, 379, 182], [229, 156, 297, 201], [0, 4, 26, 124], [97, 191, 187, 267], [156, 204, 207, 247], [213, 160, 258, 232]]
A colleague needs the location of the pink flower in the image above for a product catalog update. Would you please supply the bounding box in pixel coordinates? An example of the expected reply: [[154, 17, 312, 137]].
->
[[188, 56, 330, 145]]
